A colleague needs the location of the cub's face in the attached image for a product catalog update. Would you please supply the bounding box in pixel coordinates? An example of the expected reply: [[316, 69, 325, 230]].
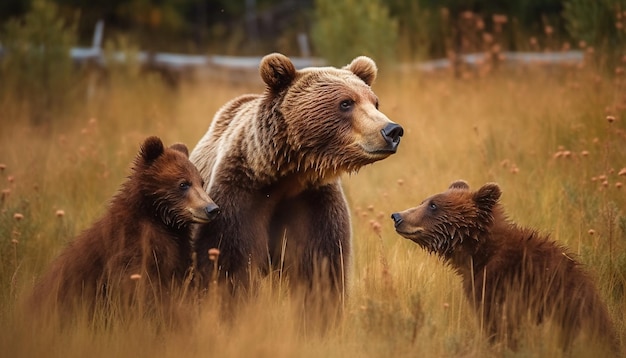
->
[[390, 181, 501, 257], [136, 137, 220, 229], [260, 53, 403, 175]]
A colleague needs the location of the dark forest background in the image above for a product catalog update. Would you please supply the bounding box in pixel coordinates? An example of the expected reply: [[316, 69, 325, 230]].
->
[[1, 0, 625, 64]]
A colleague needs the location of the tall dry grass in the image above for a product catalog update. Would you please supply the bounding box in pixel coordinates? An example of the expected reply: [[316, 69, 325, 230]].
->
[[0, 57, 625, 357]]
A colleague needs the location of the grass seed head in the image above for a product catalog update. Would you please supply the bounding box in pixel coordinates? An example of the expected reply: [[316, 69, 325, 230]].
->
[[130, 274, 141, 280], [208, 248, 220, 261]]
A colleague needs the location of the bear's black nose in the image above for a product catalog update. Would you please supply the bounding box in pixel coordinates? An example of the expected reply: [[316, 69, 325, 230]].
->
[[205, 203, 220, 220], [390, 213, 403, 227], [381, 123, 404, 151]]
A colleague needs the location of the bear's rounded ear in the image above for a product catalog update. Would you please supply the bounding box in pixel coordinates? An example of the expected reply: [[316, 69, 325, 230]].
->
[[140, 136, 165, 164], [260, 53, 296, 92], [449, 180, 470, 191], [345, 56, 377, 86], [473, 183, 501, 213], [169, 143, 189, 158]]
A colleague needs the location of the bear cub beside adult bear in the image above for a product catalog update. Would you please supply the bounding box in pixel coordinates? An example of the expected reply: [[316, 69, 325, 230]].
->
[[391, 180, 619, 353], [29, 136, 219, 320]]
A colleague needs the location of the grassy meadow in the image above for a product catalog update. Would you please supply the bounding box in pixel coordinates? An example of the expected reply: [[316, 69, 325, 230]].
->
[[1, 56, 625, 357]]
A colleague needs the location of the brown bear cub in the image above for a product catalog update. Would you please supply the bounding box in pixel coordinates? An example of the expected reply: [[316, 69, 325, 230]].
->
[[391, 181, 619, 353], [29, 136, 219, 322]]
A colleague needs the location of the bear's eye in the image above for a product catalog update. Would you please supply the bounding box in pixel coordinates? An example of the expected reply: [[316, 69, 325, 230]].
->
[[428, 201, 438, 211], [375, 100, 379, 109], [339, 99, 354, 112], [179, 181, 191, 190]]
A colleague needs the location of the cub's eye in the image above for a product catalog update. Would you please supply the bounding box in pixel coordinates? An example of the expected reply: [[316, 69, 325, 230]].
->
[[375, 100, 379, 109], [339, 99, 354, 111], [179, 181, 191, 190], [428, 201, 437, 211]]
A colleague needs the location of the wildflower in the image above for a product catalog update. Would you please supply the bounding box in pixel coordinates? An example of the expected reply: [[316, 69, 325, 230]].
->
[[616, 182, 623, 189], [370, 221, 382, 235], [618, 168, 626, 176], [606, 115, 616, 123], [461, 11, 473, 19], [544, 26, 553, 35], [55, 210, 65, 218], [397, 179, 404, 186], [367, 204, 375, 212], [493, 14, 508, 24], [7, 176, 14, 183], [443, 303, 450, 309], [588, 229, 595, 236], [11, 239, 18, 245], [208, 248, 220, 261], [581, 150, 589, 157], [0, 163, 6, 172], [130, 274, 142, 280], [13, 213, 23, 221]]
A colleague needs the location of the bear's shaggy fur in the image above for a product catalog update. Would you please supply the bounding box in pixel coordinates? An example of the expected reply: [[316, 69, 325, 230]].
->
[[391, 181, 619, 352], [190, 53, 403, 311], [29, 136, 219, 321]]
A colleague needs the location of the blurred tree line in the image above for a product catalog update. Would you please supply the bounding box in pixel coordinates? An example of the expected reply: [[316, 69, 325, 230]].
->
[[1, 0, 624, 125], [1, 0, 625, 63]]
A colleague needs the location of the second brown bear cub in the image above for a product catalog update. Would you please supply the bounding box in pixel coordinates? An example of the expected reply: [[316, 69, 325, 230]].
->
[[391, 181, 619, 353], [30, 136, 219, 320]]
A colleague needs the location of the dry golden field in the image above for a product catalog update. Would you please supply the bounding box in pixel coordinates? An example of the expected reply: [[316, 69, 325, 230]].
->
[[1, 59, 625, 357]]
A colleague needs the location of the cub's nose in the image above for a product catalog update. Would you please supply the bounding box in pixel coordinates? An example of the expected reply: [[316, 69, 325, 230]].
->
[[390, 213, 403, 228], [381, 123, 404, 152], [205, 203, 220, 220]]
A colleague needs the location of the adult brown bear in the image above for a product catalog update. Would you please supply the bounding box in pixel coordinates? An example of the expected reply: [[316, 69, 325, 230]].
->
[[190, 53, 403, 318], [391, 180, 619, 353], [29, 136, 219, 322]]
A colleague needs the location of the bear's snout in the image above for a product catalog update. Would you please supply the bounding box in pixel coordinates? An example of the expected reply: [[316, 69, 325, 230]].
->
[[381, 123, 404, 152], [390, 212, 403, 227], [204, 203, 220, 220]]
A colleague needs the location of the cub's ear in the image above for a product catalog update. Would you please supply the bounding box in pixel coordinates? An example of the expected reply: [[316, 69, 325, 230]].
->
[[140, 136, 164, 164], [449, 180, 470, 191], [345, 56, 377, 86], [169, 143, 189, 158], [473, 183, 501, 213], [260, 53, 296, 92]]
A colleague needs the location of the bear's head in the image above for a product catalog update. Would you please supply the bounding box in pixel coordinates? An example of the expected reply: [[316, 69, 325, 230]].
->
[[259, 53, 403, 178], [390, 181, 501, 257], [132, 136, 220, 230]]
